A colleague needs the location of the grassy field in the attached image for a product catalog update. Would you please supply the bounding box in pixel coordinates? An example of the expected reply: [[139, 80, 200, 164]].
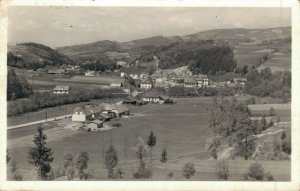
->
[[7, 97, 291, 181], [248, 103, 291, 121]]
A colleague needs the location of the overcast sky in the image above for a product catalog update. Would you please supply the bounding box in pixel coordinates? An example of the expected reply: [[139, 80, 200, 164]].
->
[[8, 7, 291, 48]]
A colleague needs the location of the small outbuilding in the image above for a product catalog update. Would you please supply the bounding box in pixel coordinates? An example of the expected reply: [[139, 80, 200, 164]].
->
[[87, 119, 104, 130]]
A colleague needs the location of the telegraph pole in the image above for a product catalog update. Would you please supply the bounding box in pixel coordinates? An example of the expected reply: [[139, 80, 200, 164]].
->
[[45, 112, 48, 122]]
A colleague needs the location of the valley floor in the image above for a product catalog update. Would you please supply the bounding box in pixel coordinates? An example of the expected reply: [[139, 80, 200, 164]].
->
[[7, 97, 291, 181]]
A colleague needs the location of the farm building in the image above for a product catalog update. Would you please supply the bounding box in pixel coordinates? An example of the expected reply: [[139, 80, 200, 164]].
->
[[184, 78, 197, 88], [117, 61, 127, 67], [85, 71, 98, 77], [86, 119, 104, 130], [110, 83, 122, 88], [142, 91, 161, 103], [53, 86, 70, 94], [195, 74, 209, 87], [115, 104, 130, 117], [232, 78, 247, 85], [72, 106, 102, 122], [48, 68, 66, 75], [140, 78, 154, 89], [99, 113, 111, 122], [99, 103, 130, 117]]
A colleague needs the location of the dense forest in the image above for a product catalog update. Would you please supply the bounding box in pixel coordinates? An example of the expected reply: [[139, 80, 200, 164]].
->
[[7, 67, 32, 100], [244, 67, 291, 100], [8, 42, 73, 70], [138, 41, 237, 75], [80, 56, 119, 72]]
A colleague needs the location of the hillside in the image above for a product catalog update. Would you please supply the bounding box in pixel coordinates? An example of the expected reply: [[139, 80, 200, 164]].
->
[[55, 27, 291, 64], [8, 42, 73, 69], [56, 40, 121, 61], [185, 27, 291, 43]]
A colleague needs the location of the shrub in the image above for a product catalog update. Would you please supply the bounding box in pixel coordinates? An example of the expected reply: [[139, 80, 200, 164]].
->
[[182, 162, 196, 179], [247, 162, 264, 180], [269, 107, 276, 116], [160, 148, 168, 162], [216, 159, 229, 180], [265, 172, 274, 181], [167, 171, 174, 178]]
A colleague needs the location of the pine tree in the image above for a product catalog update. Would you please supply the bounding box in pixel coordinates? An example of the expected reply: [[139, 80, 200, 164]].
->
[[28, 126, 54, 180], [104, 144, 118, 178], [147, 131, 157, 160], [76, 151, 89, 180], [160, 148, 168, 162]]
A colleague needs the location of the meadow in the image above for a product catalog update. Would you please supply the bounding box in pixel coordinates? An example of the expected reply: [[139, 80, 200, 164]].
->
[[7, 97, 291, 181]]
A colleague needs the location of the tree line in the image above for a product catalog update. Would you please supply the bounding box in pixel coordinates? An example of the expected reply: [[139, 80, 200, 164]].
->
[[244, 67, 291, 100], [7, 88, 126, 116]]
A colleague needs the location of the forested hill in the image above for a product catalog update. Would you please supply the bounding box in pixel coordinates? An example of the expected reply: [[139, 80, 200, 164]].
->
[[138, 41, 237, 75], [8, 42, 73, 70]]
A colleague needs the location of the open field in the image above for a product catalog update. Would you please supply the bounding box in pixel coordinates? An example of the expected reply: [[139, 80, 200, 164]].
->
[[7, 97, 291, 181], [55, 75, 124, 85], [248, 103, 291, 121]]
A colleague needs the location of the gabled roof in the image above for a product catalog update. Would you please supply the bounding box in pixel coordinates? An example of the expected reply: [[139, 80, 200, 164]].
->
[[184, 77, 197, 83], [115, 104, 130, 113], [74, 105, 101, 116], [143, 90, 161, 98], [99, 113, 111, 119], [88, 119, 103, 124], [195, 74, 208, 81], [99, 103, 116, 111], [159, 95, 170, 100], [53, 86, 69, 91], [141, 78, 153, 84]]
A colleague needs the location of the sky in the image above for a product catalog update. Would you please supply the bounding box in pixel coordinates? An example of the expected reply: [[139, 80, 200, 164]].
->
[[8, 7, 291, 48]]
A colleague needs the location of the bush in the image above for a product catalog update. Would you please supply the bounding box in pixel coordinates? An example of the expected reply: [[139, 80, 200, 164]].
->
[[133, 161, 152, 179], [269, 107, 276, 116], [265, 172, 274, 181], [182, 162, 196, 179], [167, 171, 174, 178], [247, 162, 264, 180], [216, 159, 229, 180]]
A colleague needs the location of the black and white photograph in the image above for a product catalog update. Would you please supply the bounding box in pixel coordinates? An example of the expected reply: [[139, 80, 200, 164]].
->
[[1, 1, 300, 190]]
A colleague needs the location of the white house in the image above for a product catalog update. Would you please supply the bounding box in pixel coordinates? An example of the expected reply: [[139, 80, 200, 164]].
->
[[117, 61, 127, 67], [85, 71, 97, 77], [53, 86, 70, 94], [195, 74, 209, 87], [142, 91, 161, 103], [183, 78, 197, 88], [72, 106, 102, 122], [110, 83, 122, 88], [140, 78, 153, 89]]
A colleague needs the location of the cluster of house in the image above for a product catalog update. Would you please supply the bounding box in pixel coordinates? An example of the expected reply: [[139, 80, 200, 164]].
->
[[71, 103, 130, 131], [120, 69, 247, 90]]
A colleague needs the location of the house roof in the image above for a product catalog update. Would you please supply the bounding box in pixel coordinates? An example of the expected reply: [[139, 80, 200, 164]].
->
[[99, 113, 110, 119], [159, 95, 170, 100], [195, 74, 208, 81], [99, 103, 116, 111], [53, 86, 70, 91], [233, 78, 247, 81], [141, 78, 153, 84], [143, 90, 161, 98], [74, 105, 101, 116], [89, 119, 103, 124], [115, 104, 130, 113], [184, 77, 197, 83]]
